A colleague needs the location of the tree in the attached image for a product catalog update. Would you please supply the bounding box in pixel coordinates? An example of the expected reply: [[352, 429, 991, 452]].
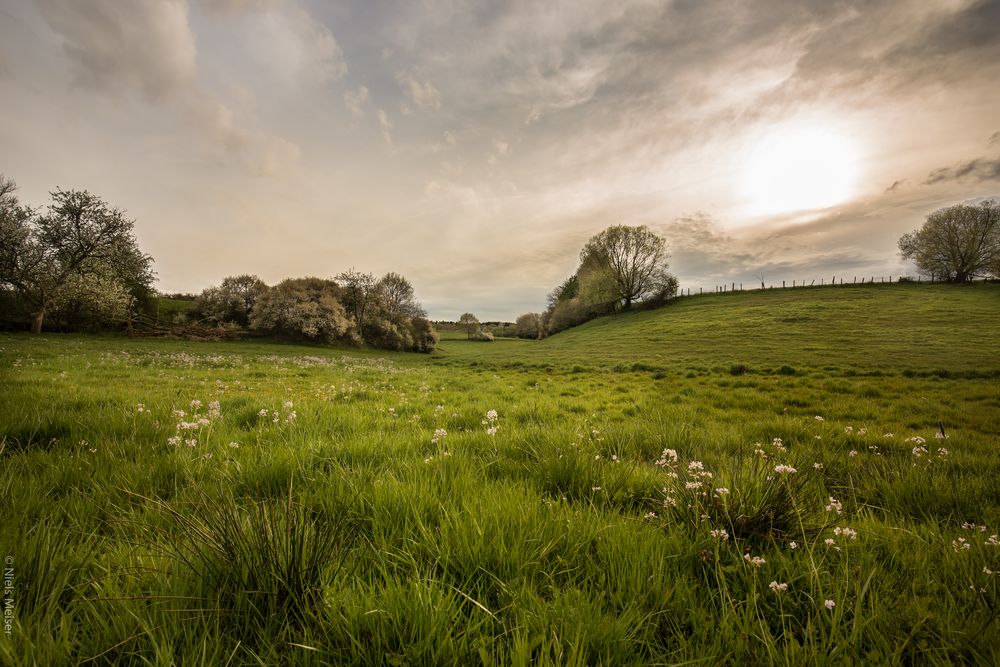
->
[[0, 180, 154, 333], [194, 274, 268, 326], [376, 272, 425, 320], [578, 224, 675, 309], [250, 277, 356, 343], [409, 317, 439, 353], [336, 269, 378, 330], [898, 201, 1000, 282], [457, 312, 480, 339], [515, 312, 543, 339]]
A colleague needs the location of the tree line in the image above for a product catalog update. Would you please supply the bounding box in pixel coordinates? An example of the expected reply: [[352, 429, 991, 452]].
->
[[187, 271, 437, 352], [0, 176, 437, 352]]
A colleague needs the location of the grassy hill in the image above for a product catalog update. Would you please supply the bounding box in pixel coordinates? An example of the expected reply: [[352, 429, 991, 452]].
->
[[2, 283, 999, 664], [438, 283, 1000, 374]]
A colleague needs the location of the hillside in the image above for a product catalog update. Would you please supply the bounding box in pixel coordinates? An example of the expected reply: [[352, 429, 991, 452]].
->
[[437, 283, 1000, 374]]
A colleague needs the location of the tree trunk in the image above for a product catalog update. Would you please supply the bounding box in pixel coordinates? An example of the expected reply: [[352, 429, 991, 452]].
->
[[31, 308, 45, 334]]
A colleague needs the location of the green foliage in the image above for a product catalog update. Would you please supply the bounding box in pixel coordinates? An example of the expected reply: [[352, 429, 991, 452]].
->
[[192, 274, 268, 326], [250, 277, 357, 343], [3, 284, 1000, 663], [899, 201, 1000, 282], [0, 177, 155, 333]]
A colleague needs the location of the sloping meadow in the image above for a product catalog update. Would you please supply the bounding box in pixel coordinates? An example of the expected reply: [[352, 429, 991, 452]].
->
[[2, 286, 999, 665]]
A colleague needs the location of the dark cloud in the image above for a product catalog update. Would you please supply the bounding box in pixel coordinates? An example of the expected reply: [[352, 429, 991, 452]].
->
[[925, 156, 1000, 185], [989, 131, 1000, 146], [37, 0, 197, 101]]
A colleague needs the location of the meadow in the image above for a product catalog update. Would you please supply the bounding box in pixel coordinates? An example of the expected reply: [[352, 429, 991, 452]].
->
[[2, 283, 999, 665]]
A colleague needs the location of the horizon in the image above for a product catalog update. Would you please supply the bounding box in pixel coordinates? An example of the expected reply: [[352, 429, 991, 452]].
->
[[2, 0, 999, 320]]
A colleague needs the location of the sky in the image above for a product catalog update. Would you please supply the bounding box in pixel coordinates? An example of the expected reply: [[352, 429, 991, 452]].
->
[[1, 0, 999, 320]]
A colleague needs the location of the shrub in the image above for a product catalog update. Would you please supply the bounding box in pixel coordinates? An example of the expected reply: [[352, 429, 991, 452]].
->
[[515, 312, 543, 339], [250, 277, 357, 344], [470, 330, 495, 342], [409, 317, 439, 353]]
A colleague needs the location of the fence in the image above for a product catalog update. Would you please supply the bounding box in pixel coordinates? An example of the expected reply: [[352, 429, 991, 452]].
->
[[675, 274, 987, 298]]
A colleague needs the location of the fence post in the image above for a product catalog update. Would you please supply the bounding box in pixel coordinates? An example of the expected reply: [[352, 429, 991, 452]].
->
[[740, 283, 743, 291], [782, 280, 786, 288], [853, 276, 856, 284]]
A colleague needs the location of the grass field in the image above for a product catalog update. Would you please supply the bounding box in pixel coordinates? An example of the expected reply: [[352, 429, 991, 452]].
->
[[2, 283, 999, 665]]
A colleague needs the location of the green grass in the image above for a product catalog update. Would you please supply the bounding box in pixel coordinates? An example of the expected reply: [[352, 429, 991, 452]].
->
[[2, 283, 999, 665]]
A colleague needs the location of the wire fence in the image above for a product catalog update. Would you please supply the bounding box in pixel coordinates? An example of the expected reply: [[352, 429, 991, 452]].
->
[[675, 274, 992, 298]]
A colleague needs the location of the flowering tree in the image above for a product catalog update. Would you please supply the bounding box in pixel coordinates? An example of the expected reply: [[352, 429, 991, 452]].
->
[[899, 201, 1000, 282], [0, 177, 154, 333], [250, 277, 356, 343]]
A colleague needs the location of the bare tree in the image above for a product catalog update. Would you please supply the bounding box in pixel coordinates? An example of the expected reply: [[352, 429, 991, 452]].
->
[[899, 201, 1000, 282]]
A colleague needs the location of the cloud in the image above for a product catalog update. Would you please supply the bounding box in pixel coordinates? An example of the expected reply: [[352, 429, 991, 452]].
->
[[343, 85, 369, 119], [396, 71, 440, 111], [376, 108, 392, 145], [990, 131, 1000, 146], [925, 156, 1000, 185], [37, 0, 197, 101], [240, 5, 347, 84]]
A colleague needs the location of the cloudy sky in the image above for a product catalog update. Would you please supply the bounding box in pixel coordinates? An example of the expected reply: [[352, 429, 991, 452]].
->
[[2, 0, 999, 319]]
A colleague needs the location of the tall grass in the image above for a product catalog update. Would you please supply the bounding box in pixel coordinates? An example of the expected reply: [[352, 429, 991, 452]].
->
[[2, 285, 999, 663]]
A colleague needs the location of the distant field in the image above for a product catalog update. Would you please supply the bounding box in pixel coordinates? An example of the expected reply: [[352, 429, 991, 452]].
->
[[2, 284, 999, 664], [438, 283, 1000, 373]]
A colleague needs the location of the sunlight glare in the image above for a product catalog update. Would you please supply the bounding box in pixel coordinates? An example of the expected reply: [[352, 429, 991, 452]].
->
[[741, 123, 860, 216]]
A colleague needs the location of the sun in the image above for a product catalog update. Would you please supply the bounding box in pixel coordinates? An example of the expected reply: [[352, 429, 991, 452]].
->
[[741, 122, 860, 217]]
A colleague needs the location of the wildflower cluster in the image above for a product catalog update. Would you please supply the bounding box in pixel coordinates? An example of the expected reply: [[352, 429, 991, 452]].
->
[[258, 400, 297, 425], [753, 437, 787, 458], [167, 399, 222, 447], [481, 409, 499, 436]]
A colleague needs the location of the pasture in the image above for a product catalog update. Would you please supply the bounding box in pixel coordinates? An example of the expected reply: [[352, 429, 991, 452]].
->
[[2, 284, 999, 665]]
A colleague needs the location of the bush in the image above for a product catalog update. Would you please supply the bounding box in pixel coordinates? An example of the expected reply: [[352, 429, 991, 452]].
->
[[250, 277, 357, 344], [470, 330, 495, 342], [515, 312, 543, 339], [409, 317, 439, 353]]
